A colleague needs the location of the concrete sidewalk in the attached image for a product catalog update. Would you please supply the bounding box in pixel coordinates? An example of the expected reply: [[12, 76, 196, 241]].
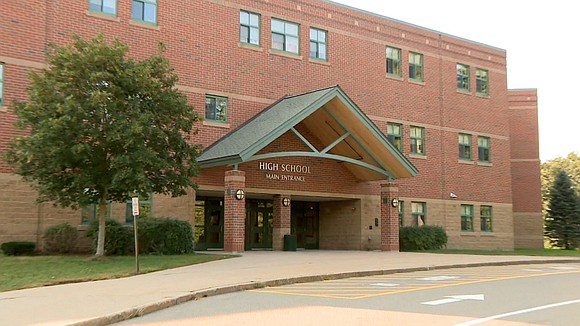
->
[[1, 251, 578, 326]]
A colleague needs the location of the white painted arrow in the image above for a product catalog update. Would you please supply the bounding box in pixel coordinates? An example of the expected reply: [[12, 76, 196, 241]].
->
[[422, 294, 484, 306]]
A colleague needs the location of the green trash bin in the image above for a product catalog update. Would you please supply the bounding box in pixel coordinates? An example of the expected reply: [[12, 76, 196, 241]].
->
[[284, 234, 297, 251]]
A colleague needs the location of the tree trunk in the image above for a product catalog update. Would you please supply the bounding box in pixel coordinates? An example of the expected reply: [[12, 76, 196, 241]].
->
[[95, 195, 107, 256]]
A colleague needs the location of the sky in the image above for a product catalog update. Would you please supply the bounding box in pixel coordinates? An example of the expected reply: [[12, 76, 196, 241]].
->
[[331, 0, 579, 162]]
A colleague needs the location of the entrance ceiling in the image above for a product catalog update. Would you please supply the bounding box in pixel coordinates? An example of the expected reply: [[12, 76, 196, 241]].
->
[[197, 86, 417, 181]]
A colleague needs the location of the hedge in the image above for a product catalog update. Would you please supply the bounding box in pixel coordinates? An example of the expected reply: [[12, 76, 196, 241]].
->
[[1, 241, 36, 256], [399, 225, 448, 251]]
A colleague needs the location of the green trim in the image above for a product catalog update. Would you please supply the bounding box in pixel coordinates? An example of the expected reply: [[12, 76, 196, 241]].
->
[[240, 10, 261, 46], [476, 68, 489, 96], [309, 27, 327, 61], [290, 127, 317, 152], [271, 18, 300, 55], [480, 205, 493, 232], [478, 136, 491, 162], [205, 95, 228, 123], [387, 122, 403, 152], [459, 133, 472, 160], [408, 52, 424, 82], [410, 126, 425, 155], [457, 63, 470, 91], [461, 204, 474, 232], [321, 132, 350, 154], [386, 46, 402, 78], [398, 200, 404, 226]]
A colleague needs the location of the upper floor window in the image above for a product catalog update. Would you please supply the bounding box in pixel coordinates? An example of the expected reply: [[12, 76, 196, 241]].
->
[[132, 0, 157, 25], [387, 122, 403, 152], [457, 63, 470, 91], [0, 63, 4, 106], [459, 133, 472, 160], [386, 47, 402, 77], [476, 68, 489, 95], [480, 206, 493, 232], [271, 19, 299, 54], [411, 202, 426, 226], [410, 126, 425, 155], [90, 0, 117, 15], [461, 204, 474, 231], [409, 52, 423, 82], [205, 95, 228, 123], [478, 136, 491, 162], [240, 11, 260, 46], [309, 28, 327, 60]]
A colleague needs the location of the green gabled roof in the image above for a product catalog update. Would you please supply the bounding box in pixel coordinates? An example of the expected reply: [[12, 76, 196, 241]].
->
[[197, 86, 418, 180]]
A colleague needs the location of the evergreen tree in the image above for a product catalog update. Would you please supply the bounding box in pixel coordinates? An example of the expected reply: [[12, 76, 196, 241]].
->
[[5, 35, 201, 256], [544, 170, 580, 249]]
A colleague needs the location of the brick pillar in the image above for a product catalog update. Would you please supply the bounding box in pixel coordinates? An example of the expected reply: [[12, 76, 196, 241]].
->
[[272, 195, 291, 251], [224, 170, 246, 252], [381, 182, 399, 251]]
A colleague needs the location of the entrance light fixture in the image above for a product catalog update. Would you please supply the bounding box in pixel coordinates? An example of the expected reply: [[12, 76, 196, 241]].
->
[[235, 189, 245, 200], [282, 197, 290, 207]]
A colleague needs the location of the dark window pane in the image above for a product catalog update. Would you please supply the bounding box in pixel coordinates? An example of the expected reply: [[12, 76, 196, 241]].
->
[[272, 33, 284, 50]]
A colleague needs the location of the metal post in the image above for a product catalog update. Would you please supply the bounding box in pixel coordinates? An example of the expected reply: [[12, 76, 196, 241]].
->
[[133, 213, 139, 274]]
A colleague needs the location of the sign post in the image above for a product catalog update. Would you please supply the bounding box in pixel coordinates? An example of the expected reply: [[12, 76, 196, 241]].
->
[[131, 197, 140, 274]]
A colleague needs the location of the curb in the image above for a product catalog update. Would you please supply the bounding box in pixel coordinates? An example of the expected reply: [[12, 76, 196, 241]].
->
[[71, 258, 579, 326]]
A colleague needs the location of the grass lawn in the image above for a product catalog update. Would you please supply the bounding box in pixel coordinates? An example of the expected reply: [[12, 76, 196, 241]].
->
[[0, 253, 233, 292], [426, 248, 580, 257]]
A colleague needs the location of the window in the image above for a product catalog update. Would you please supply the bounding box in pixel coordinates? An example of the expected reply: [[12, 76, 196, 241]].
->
[[386, 47, 401, 77], [480, 206, 493, 232], [132, 0, 157, 24], [205, 95, 228, 122], [309, 28, 327, 60], [398, 201, 405, 226], [89, 0, 117, 15], [81, 203, 112, 225], [478, 136, 491, 162], [240, 11, 260, 46], [459, 133, 472, 160], [410, 126, 425, 155], [411, 202, 426, 226], [387, 123, 403, 152], [461, 204, 474, 231], [126, 195, 153, 223], [0, 63, 4, 106], [476, 68, 488, 95], [457, 63, 470, 91], [409, 52, 423, 81], [271, 19, 299, 54]]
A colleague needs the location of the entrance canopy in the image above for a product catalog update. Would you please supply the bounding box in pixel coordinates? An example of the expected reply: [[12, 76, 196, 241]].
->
[[197, 86, 417, 181]]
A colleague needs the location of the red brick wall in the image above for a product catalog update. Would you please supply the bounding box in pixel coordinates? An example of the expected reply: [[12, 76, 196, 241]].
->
[[0, 0, 540, 248]]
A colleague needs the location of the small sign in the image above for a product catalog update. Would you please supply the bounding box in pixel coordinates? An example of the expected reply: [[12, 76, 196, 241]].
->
[[132, 197, 140, 216]]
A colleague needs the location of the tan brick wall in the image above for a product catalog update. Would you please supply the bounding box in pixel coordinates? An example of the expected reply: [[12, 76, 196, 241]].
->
[[319, 200, 361, 250], [400, 197, 514, 250], [513, 212, 543, 249], [361, 195, 381, 251]]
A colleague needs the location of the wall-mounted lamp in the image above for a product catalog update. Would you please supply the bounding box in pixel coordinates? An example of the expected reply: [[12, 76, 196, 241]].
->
[[282, 197, 290, 207], [235, 189, 245, 200], [449, 192, 458, 199], [391, 198, 399, 207]]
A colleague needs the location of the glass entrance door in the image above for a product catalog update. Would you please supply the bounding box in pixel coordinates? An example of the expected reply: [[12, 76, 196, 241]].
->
[[194, 198, 224, 250], [291, 202, 319, 249], [246, 200, 273, 249]]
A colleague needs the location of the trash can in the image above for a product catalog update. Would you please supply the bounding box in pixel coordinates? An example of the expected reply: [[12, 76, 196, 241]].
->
[[283, 234, 297, 251]]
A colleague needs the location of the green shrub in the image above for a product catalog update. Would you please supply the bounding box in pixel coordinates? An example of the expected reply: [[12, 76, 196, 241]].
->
[[138, 217, 194, 255], [399, 225, 448, 251], [43, 223, 78, 254], [86, 219, 133, 255], [1, 241, 36, 256]]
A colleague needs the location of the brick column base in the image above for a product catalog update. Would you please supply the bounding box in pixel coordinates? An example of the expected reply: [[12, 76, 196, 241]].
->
[[224, 170, 246, 252], [272, 195, 291, 251], [381, 182, 399, 251]]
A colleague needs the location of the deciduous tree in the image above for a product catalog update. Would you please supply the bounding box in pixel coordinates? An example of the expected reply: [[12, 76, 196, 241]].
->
[[5, 35, 201, 256]]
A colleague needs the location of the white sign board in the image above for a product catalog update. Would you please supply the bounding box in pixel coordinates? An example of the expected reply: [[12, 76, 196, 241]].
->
[[132, 197, 140, 216]]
